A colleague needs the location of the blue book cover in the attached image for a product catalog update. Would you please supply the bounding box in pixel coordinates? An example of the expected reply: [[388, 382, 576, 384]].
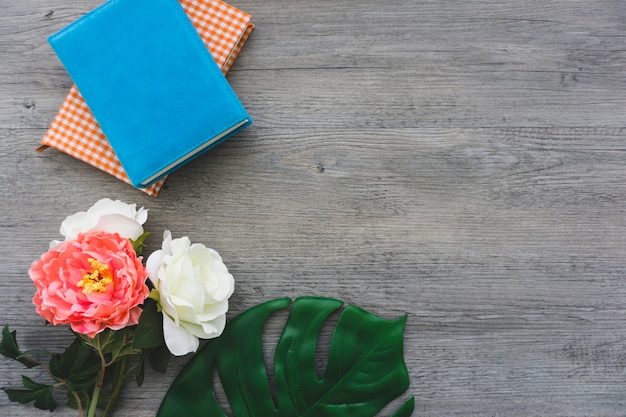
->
[[48, 0, 251, 188]]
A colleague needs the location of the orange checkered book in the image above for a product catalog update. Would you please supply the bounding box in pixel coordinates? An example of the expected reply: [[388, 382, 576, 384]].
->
[[41, 0, 253, 196]]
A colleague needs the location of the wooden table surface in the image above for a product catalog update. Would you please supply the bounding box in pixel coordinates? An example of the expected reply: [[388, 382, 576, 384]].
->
[[2, 0, 626, 415]]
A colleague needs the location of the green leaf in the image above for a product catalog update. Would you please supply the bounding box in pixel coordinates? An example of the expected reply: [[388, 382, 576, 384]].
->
[[148, 342, 171, 374], [20, 375, 46, 391], [17, 349, 56, 358], [131, 231, 150, 255], [0, 325, 20, 358], [0, 325, 38, 368], [157, 296, 414, 417], [136, 356, 146, 387], [81, 328, 138, 363], [49, 336, 100, 392], [135, 340, 172, 387], [133, 298, 164, 350], [2, 375, 57, 411], [106, 327, 139, 361]]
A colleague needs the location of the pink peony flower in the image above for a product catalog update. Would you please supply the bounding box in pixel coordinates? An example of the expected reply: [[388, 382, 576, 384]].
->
[[29, 231, 150, 338]]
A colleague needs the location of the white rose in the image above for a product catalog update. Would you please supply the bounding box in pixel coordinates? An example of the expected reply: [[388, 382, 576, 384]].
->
[[53, 198, 148, 247], [146, 231, 234, 356]]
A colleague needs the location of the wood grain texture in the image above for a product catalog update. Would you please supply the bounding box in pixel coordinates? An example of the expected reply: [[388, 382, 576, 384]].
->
[[1, 0, 626, 415]]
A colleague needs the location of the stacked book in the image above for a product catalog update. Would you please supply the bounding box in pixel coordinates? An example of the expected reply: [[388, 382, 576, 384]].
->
[[42, 0, 254, 196]]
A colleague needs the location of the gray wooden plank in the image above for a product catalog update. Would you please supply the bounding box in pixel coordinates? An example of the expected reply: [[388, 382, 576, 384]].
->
[[3, 126, 626, 415], [2, 0, 626, 415], [2, 1, 625, 128]]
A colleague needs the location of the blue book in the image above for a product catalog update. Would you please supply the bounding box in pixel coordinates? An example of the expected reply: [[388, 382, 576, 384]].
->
[[48, 0, 251, 188]]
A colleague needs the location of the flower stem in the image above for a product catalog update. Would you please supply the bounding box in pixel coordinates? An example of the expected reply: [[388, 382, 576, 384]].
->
[[87, 384, 101, 417], [102, 357, 128, 417], [88, 341, 108, 417], [70, 390, 85, 417]]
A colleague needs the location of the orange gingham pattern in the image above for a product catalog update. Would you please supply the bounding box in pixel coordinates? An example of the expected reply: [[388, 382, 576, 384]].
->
[[42, 0, 253, 196]]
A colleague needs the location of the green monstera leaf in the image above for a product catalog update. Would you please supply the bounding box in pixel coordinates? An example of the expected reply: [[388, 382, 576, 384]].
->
[[158, 297, 414, 417]]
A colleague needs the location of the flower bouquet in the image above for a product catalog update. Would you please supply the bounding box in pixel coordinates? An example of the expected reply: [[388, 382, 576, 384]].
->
[[1, 199, 235, 417], [2, 199, 414, 417]]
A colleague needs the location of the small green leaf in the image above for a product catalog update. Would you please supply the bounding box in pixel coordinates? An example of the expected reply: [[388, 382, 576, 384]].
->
[[133, 298, 164, 350], [106, 327, 139, 361], [131, 231, 150, 255], [157, 296, 414, 417], [0, 325, 20, 358], [49, 337, 100, 392], [66, 365, 102, 392], [136, 356, 146, 387], [80, 328, 116, 352], [0, 325, 38, 368], [17, 349, 55, 358], [82, 328, 138, 362], [148, 342, 171, 374], [136, 340, 171, 387], [2, 375, 57, 411], [20, 375, 47, 391]]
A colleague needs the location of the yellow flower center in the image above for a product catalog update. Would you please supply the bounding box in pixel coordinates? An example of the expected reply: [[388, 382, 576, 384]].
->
[[77, 258, 113, 294]]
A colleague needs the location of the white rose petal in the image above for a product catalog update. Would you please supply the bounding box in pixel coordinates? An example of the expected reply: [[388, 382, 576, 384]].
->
[[146, 230, 235, 356], [56, 198, 148, 245], [162, 314, 199, 356]]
